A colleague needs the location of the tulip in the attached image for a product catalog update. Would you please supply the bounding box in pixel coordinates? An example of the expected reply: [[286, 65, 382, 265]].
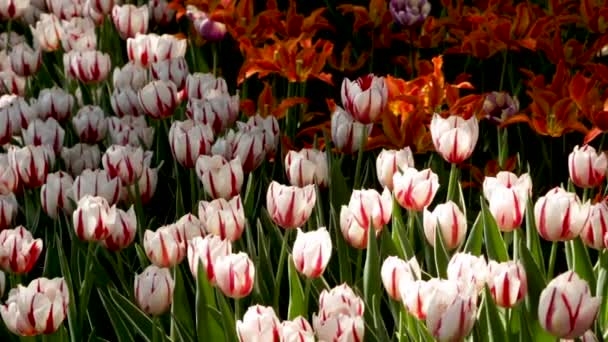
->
[[568, 145, 608, 188], [580, 202, 608, 249], [292, 227, 332, 278], [426, 280, 477, 342], [483, 171, 532, 232], [381, 255, 421, 300], [134, 265, 174, 316], [186, 96, 239, 134], [215, 252, 255, 298], [236, 305, 281, 342], [8, 145, 53, 188], [138, 80, 179, 119], [0, 193, 17, 230], [0, 271, 4, 297], [64, 50, 111, 84], [284, 148, 328, 188], [0, 32, 25, 49], [185, 72, 228, 100], [0, 226, 43, 274], [187, 6, 227, 42], [127, 33, 186, 67], [22, 118, 65, 154], [111, 87, 144, 117], [30, 13, 62, 51], [0, 69, 26, 96], [102, 144, 150, 185], [487, 260, 527, 308], [400, 278, 447, 319], [376, 147, 414, 190], [423, 201, 467, 250], [175, 213, 205, 242], [313, 284, 365, 342], [36, 87, 75, 122], [89, 0, 112, 14], [393, 167, 440, 211], [72, 195, 114, 241], [169, 120, 214, 168], [482, 91, 520, 124], [340, 188, 392, 249], [46, 0, 82, 20], [447, 252, 488, 294], [102, 206, 136, 251], [72, 169, 122, 204], [111, 4, 149, 39], [187, 235, 232, 284], [151, 57, 189, 89], [239, 115, 280, 157], [0, 100, 11, 144], [389, 0, 431, 26], [266, 181, 316, 229], [113, 62, 148, 91], [59, 17, 97, 52], [9, 43, 41, 77], [0, 0, 28, 19], [1, 95, 36, 136], [72, 105, 108, 143], [331, 105, 372, 154], [561, 330, 599, 342], [108, 115, 155, 148], [61, 144, 101, 176], [0, 154, 17, 194], [534, 187, 590, 241], [83, 0, 104, 25], [281, 316, 315, 342], [41, 171, 75, 218], [430, 113, 479, 164], [0, 277, 69, 336], [144, 224, 185, 267], [149, 0, 175, 25], [198, 196, 245, 241], [538, 271, 600, 339], [220, 129, 267, 173], [341, 74, 388, 124], [196, 155, 243, 199]]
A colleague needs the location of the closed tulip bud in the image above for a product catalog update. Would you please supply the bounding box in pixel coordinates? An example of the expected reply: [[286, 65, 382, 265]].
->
[[430, 113, 479, 164], [389, 0, 431, 27], [376, 147, 414, 190], [169, 120, 214, 168], [0, 193, 18, 231], [580, 202, 608, 249], [30, 14, 62, 52], [198, 196, 245, 241], [59, 17, 97, 52], [487, 260, 527, 308], [41, 171, 74, 218], [149, 0, 175, 25], [111, 87, 144, 117], [400, 278, 446, 320], [64, 50, 111, 84], [568, 145, 607, 188], [340, 188, 392, 249], [46, 0, 82, 20], [102, 145, 150, 185], [292, 227, 332, 278], [186, 72, 228, 100], [138, 80, 179, 119], [483, 171, 532, 232], [22, 118, 65, 154], [72, 169, 121, 204], [266, 181, 316, 229], [426, 280, 477, 342], [61, 144, 101, 176], [1, 95, 37, 136], [108, 116, 155, 148], [72, 195, 114, 241], [482, 91, 519, 124], [134, 265, 174, 316], [102, 206, 136, 251], [236, 305, 281, 342], [126, 164, 158, 204], [8, 145, 53, 188], [341, 74, 388, 124], [0, 70, 26, 96], [393, 167, 440, 211], [151, 57, 189, 89], [175, 213, 205, 242], [240, 115, 280, 157], [229, 129, 267, 173], [196, 155, 243, 199], [127, 33, 186, 67], [113, 62, 148, 91], [111, 5, 148, 39], [534, 187, 590, 241], [0, 0, 29, 19], [215, 252, 255, 298], [561, 330, 599, 342], [186, 95, 239, 134], [0, 154, 17, 194], [0, 277, 69, 336], [331, 106, 372, 154], [281, 316, 315, 342], [284, 148, 328, 188], [37, 87, 74, 122], [0, 225, 43, 274], [187, 235, 232, 284], [144, 224, 185, 267], [9, 43, 41, 77], [538, 271, 600, 339], [447, 252, 488, 294], [381, 255, 421, 300], [71, 105, 107, 143], [313, 284, 365, 341], [423, 201, 467, 250]]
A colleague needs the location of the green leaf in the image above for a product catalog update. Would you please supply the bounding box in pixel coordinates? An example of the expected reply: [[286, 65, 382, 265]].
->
[[97, 288, 135, 342], [287, 257, 306, 320], [329, 205, 352, 284], [433, 222, 449, 279], [195, 262, 223, 342], [481, 286, 507, 342], [518, 237, 547, 319], [215, 292, 238, 342], [107, 287, 166, 341], [524, 198, 545, 275], [255, 219, 273, 304], [171, 265, 195, 342], [481, 197, 509, 262], [569, 238, 596, 293], [596, 251, 608, 333], [56, 236, 79, 342], [463, 213, 483, 256], [363, 221, 381, 337], [391, 200, 414, 259]]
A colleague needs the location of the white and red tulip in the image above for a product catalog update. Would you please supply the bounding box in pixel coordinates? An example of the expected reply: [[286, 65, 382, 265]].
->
[[430, 113, 479, 164], [134, 265, 174, 316]]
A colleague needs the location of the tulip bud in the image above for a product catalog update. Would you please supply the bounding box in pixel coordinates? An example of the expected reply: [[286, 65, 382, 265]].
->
[[284, 148, 328, 188], [169, 120, 214, 168], [400, 278, 446, 319], [0, 277, 69, 336], [341, 74, 388, 124], [0, 0, 29, 19], [113, 62, 148, 91], [46, 0, 82, 20], [72, 169, 122, 204], [196, 155, 243, 199], [111, 4, 149, 39], [239, 115, 280, 157], [568, 145, 608, 188], [487, 260, 527, 308], [8, 145, 53, 188], [72, 105, 108, 143], [61, 142, 100, 174], [108, 115, 155, 148], [538, 271, 600, 339], [313, 284, 365, 342], [389, 0, 431, 27], [144, 224, 185, 268], [134, 265, 174, 316], [225, 129, 267, 173], [215, 252, 255, 298], [331, 106, 372, 154], [186, 95, 239, 134], [111, 87, 144, 117], [393, 167, 440, 211], [482, 91, 519, 124], [483, 171, 532, 232], [292, 227, 332, 278], [0, 154, 17, 195], [580, 202, 608, 249], [376, 147, 414, 190], [41, 171, 75, 218], [37, 87, 75, 122], [151, 57, 189, 89], [186, 72, 228, 100], [266, 181, 316, 229], [236, 305, 281, 342], [423, 201, 467, 250], [426, 280, 477, 342], [59, 17, 97, 52], [127, 33, 186, 67], [1, 95, 37, 136], [198, 196, 246, 241], [430, 113, 479, 164], [72, 195, 114, 241], [126, 163, 158, 204], [22, 118, 65, 154], [175, 213, 205, 242], [9, 43, 41, 77], [447, 252, 488, 294], [0, 193, 18, 231], [30, 13, 62, 52], [340, 188, 392, 249], [381, 255, 421, 300], [64, 50, 111, 84], [102, 144, 150, 185], [281, 316, 315, 342], [149, 0, 175, 25], [138, 80, 179, 119], [102, 206, 136, 251], [0, 226, 43, 274], [187, 235, 232, 284], [534, 187, 590, 241]]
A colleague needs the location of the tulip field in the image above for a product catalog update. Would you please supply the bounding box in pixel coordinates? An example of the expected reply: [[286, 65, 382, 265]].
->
[[1, 0, 608, 341]]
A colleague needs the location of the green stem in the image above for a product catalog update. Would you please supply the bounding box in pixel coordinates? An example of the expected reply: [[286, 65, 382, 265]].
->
[[303, 278, 312, 316], [547, 241, 558, 279], [78, 243, 96, 336], [211, 43, 218, 77], [497, 127, 508, 169], [190, 168, 198, 212], [446, 163, 460, 206], [499, 51, 508, 91], [353, 125, 368, 189], [273, 229, 292, 310]]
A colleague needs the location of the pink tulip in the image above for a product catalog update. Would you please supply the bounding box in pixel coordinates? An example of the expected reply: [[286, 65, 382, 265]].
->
[[534, 187, 590, 241], [8, 145, 53, 189], [108, 116, 155, 148], [568, 145, 608, 188], [0, 154, 17, 194], [580, 202, 608, 249], [102, 144, 150, 185], [376, 147, 414, 190], [22, 118, 65, 153], [187, 235, 232, 284], [72, 195, 114, 241], [236, 305, 281, 342], [340, 188, 392, 249], [313, 284, 365, 342], [30, 14, 62, 52], [0, 194, 17, 231], [64, 50, 111, 84], [423, 201, 467, 250], [198, 196, 245, 241], [482, 91, 520, 124], [72, 105, 108, 143], [483, 171, 532, 232], [266, 181, 316, 229], [36, 87, 74, 122], [134, 265, 174, 316], [149, 0, 176, 25], [73, 169, 122, 204], [284, 148, 328, 188], [151, 57, 189, 89], [144, 224, 185, 268], [0, 226, 43, 274], [292, 227, 332, 278], [111, 4, 149, 39], [9, 43, 41, 77], [430, 113, 479, 164], [447, 252, 488, 294], [41, 171, 74, 218], [341, 74, 388, 124], [185, 73, 228, 100], [426, 280, 477, 342], [169, 120, 214, 168], [331, 106, 372, 154], [196, 155, 243, 200], [113, 62, 148, 91], [0, 0, 29, 19], [138, 80, 179, 119], [215, 252, 255, 298], [381, 255, 421, 300], [487, 260, 527, 308], [280, 316, 315, 342], [186, 96, 239, 134], [393, 167, 440, 211]]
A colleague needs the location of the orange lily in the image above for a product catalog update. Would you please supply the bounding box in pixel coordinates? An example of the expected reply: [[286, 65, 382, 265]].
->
[[240, 81, 308, 119]]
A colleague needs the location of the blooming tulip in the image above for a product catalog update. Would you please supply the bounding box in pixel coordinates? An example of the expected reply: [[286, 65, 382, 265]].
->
[[0, 194, 17, 230], [568, 145, 607, 188], [400, 278, 447, 319], [138, 80, 179, 119], [331, 106, 372, 154], [281, 316, 315, 342], [284, 148, 328, 188], [72, 169, 121, 205], [538, 271, 600, 339], [0, 0, 28, 19], [111, 4, 148, 39], [482, 91, 520, 124], [313, 284, 365, 342], [381, 255, 421, 300], [447, 252, 488, 294], [393, 167, 440, 211], [102, 206, 136, 251], [483, 171, 532, 232], [102, 144, 150, 185], [580, 202, 608, 249], [423, 201, 467, 250], [266, 181, 316, 229], [169, 120, 214, 168], [134, 265, 174, 316], [0, 277, 69, 336], [126, 163, 159, 204], [0, 69, 25, 96], [376, 147, 414, 190], [186, 72, 228, 100], [426, 280, 477, 342], [41, 171, 75, 218], [341, 74, 388, 124], [46, 0, 82, 20], [127, 33, 186, 67], [534, 187, 590, 241], [217, 129, 267, 173], [236, 305, 281, 342], [196, 155, 243, 199], [198, 196, 245, 241], [0, 226, 43, 274], [149, 0, 175, 25], [214, 252, 255, 298], [30, 14, 62, 52], [59, 17, 97, 52], [8, 145, 53, 188], [151, 57, 189, 89], [72, 105, 108, 143], [340, 188, 392, 249], [239, 115, 280, 157], [0, 154, 17, 194], [175, 213, 205, 242], [108, 115, 155, 148], [111, 87, 144, 117], [36, 87, 74, 122], [144, 224, 185, 268], [72, 195, 114, 241], [113, 62, 148, 91], [187, 235, 232, 284], [292, 227, 332, 278], [430, 113, 479, 164], [22, 118, 65, 153], [487, 260, 527, 308], [89, 0, 112, 14], [1, 95, 37, 136], [64, 50, 111, 83], [9, 43, 41, 77], [389, 0, 431, 26], [186, 95, 239, 134]]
